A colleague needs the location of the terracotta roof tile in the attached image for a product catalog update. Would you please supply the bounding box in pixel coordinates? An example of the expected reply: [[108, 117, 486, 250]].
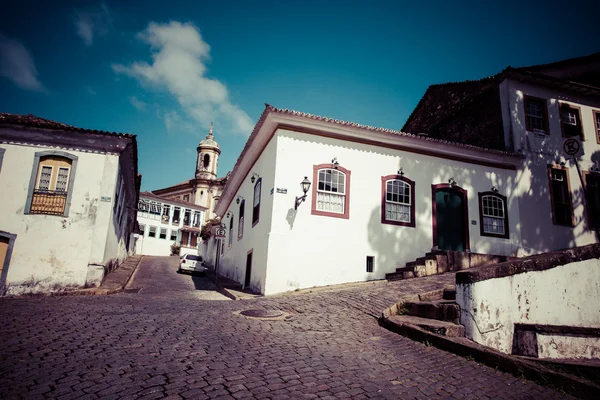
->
[[266, 104, 517, 156]]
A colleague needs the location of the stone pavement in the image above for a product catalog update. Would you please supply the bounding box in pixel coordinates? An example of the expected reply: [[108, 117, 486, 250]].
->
[[0, 256, 574, 399]]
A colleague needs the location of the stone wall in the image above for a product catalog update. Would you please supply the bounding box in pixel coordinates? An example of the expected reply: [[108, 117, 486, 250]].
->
[[456, 244, 600, 358]]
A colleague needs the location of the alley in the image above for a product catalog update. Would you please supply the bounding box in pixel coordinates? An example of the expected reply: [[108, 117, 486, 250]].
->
[[0, 257, 570, 399]]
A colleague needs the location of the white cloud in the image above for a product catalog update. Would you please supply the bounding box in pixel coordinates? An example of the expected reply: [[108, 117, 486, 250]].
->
[[112, 21, 253, 136], [129, 96, 147, 111], [0, 33, 46, 92], [162, 110, 195, 135], [74, 3, 111, 46]]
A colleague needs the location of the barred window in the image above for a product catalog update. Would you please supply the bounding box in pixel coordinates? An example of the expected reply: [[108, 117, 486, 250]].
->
[[29, 155, 73, 216]]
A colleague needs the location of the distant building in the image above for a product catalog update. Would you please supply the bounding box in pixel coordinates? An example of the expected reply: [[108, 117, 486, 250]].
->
[[134, 191, 206, 256], [151, 123, 228, 221], [0, 113, 139, 295]]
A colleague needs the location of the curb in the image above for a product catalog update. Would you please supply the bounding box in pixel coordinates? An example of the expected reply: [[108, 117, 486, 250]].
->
[[49, 256, 144, 297], [216, 285, 238, 300], [381, 303, 600, 400]]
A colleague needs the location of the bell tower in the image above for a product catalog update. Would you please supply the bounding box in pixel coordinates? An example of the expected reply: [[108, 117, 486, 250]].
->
[[195, 122, 221, 180]]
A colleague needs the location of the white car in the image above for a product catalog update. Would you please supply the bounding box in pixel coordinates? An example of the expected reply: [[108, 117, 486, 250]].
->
[[178, 254, 207, 275]]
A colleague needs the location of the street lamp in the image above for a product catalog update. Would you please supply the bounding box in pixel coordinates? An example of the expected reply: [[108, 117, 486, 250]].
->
[[295, 176, 312, 210]]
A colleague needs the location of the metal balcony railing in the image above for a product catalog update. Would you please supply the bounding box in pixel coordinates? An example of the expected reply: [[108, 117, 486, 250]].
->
[[30, 190, 67, 215]]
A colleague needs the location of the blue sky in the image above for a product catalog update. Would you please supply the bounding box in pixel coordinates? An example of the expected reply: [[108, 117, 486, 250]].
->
[[1, 0, 598, 191]]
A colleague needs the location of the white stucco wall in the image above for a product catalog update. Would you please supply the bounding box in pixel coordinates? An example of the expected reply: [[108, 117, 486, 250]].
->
[[262, 130, 521, 295], [500, 79, 600, 255], [216, 137, 278, 293], [0, 143, 124, 294], [457, 258, 600, 357], [217, 125, 521, 295]]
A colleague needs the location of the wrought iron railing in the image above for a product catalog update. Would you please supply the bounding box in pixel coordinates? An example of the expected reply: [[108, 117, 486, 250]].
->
[[30, 189, 67, 215]]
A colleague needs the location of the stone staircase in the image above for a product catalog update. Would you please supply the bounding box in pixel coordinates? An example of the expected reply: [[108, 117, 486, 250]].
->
[[386, 250, 514, 281], [387, 286, 466, 337]]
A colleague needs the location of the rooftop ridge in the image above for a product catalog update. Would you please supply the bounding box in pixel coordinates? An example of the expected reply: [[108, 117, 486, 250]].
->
[[0, 112, 136, 138], [265, 104, 519, 157]]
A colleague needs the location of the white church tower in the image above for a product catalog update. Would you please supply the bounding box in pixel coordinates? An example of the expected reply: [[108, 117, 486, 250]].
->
[[195, 122, 220, 180]]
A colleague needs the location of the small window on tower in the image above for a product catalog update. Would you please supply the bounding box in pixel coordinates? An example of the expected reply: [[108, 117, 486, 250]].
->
[[203, 154, 210, 169]]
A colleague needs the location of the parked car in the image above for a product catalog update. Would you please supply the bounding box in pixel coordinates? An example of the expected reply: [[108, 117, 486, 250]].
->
[[178, 254, 207, 275]]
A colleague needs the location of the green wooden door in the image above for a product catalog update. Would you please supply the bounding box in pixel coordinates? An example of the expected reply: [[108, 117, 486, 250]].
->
[[435, 189, 465, 251]]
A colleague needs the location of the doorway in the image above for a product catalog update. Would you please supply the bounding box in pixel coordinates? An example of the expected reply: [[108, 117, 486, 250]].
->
[[0, 231, 17, 290], [432, 184, 469, 251], [244, 250, 253, 289]]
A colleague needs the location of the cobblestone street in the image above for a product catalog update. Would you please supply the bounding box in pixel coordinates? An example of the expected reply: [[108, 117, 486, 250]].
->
[[0, 256, 571, 399]]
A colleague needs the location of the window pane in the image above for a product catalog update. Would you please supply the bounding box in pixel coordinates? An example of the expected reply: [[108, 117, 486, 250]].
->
[[316, 192, 345, 213], [551, 169, 572, 225], [385, 201, 410, 222], [254, 180, 261, 205], [483, 216, 505, 235], [56, 168, 69, 192], [38, 166, 52, 190], [482, 195, 504, 218]]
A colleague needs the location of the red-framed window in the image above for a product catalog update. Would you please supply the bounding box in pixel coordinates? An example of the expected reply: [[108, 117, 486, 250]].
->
[[548, 165, 573, 227], [381, 174, 415, 227], [252, 178, 262, 227], [238, 200, 245, 240], [478, 192, 509, 238], [311, 164, 351, 219]]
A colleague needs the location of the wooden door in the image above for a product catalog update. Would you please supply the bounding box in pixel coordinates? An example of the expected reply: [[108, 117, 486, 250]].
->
[[435, 188, 466, 251], [244, 251, 253, 288], [0, 237, 9, 286]]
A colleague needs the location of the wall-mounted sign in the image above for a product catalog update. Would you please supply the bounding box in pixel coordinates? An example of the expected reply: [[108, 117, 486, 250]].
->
[[215, 227, 226, 238], [563, 138, 582, 157], [100, 196, 112, 202], [276, 188, 288, 194]]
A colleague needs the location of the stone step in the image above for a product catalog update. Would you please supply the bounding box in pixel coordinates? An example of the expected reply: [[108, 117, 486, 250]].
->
[[425, 250, 448, 257], [414, 257, 438, 277], [387, 315, 465, 337], [404, 300, 460, 324], [443, 287, 456, 300], [386, 266, 415, 281]]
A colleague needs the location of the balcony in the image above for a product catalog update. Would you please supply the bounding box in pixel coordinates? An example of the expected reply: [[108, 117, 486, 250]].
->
[[30, 190, 67, 215]]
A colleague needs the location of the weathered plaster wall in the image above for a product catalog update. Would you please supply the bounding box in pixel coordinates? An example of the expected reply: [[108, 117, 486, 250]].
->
[[457, 258, 600, 357], [500, 79, 600, 255], [0, 143, 121, 294]]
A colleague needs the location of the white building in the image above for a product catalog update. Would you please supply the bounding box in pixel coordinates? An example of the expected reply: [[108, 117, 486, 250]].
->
[[206, 105, 522, 295], [404, 52, 600, 254], [151, 123, 228, 221], [0, 113, 139, 295], [134, 191, 206, 256], [205, 52, 600, 296]]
